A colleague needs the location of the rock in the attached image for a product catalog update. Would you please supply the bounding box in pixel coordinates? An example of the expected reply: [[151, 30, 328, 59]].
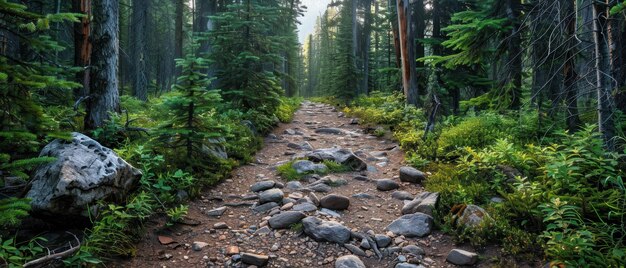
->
[[286, 181, 303, 190], [288, 142, 314, 151], [192, 241, 209, 251], [399, 167, 426, 184], [241, 253, 269, 266], [255, 226, 271, 235], [284, 129, 296, 135], [350, 118, 359, 125], [259, 188, 284, 204], [306, 148, 367, 171], [386, 213, 433, 237], [268, 211, 306, 229], [26, 132, 142, 219], [376, 179, 399, 191], [353, 175, 369, 181], [395, 263, 424, 268], [315, 128, 345, 135], [401, 192, 439, 216], [490, 196, 505, 203], [374, 234, 391, 248], [292, 202, 318, 212], [292, 160, 328, 174], [446, 249, 478, 265], [318, 208, 341, 218], [306, 183, 332, 193], [281, 203, 294, 210], [252, 202, 279, 213], [392, 191, 413, 201], [402, 245, 425, 256], [206, 206, 227, 217], [213, 222, 229, 229], [360, 238, 371, 249], [320, 194, 350, 210], [352, 193, 374, 199], [302, 216, 351, 244], [250, 180, 276, 192], [344, 244, 367, 256], [334, 255, 366, 268], [226, 245, 240, 255], [158, 235, 175, 245], [458, 204, 492, 227], [309, 192, 320, 206]]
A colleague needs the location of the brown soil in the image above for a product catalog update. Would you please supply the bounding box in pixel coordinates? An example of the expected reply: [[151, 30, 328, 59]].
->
[[110, 102, 538, 268]]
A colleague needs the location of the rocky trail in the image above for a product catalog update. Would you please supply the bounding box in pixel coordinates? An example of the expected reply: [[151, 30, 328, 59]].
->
[[113, 102, 513, 268]]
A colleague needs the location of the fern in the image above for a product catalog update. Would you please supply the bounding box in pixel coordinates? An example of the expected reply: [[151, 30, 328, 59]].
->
[[0, 198, 31, 227]]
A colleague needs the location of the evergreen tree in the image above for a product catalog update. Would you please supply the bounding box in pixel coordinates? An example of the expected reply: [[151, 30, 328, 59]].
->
[[331, 0, 358, 102]]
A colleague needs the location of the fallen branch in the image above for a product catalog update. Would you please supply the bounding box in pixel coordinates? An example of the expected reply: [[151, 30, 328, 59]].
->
[[23, 232, 81, 268]]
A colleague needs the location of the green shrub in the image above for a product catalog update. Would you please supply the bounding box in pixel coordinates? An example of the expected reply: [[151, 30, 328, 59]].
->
[[276, 97, 302, 123]]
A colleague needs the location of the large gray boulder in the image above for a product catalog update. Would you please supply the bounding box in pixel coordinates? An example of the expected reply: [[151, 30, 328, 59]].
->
[[292, 160, 328, 174], [306, 148, 367, 171], [385, 213, 433, 238], [26, 133, 141, 219], [399, 167, 426, 184], [401, 192, 439, 216], [457, 204, 492, 228], [268, 211, 306, 229], [446, 249, 478, 265], [302, 216, 351, 244], [259, 188, 284, 204]]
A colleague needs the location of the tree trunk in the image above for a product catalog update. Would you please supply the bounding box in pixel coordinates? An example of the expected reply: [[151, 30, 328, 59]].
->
[[85, 0, 120, 130], [174, 0, 184, 76], [131, 0, 149, 101], [505, 0, 522, 110], [564, 0, 581, 131], [362, 0, 372, 95], [608, 0, 626, 114], [396, 0, 418, 106], [593, 1, 615, 150], [352, 0, 360, 95], [72, 0, 91, 99], [413, 0, 425, 93]]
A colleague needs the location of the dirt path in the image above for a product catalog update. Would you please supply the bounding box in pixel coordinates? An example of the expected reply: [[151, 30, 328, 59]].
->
[[112, 101, 518, 268]]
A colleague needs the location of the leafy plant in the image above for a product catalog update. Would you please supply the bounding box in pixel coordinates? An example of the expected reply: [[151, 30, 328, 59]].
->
[[166, 205, 189, 226]]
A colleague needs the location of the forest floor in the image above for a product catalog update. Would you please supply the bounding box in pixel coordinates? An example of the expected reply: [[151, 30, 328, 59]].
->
[[112, 102, 536, 268]]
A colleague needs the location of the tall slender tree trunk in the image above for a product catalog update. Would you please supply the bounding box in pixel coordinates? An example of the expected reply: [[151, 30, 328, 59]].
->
[[505, 0, 522, 110], [174, 0, 184, 76], [85, 0, 120, 130], [564, 0, 581, 131], [608, 0, 626, 114], [131, 0, 149, 101], [396, 0, 418, 106], [72, 0, 91, 99], [352, 0, 360, 95], [593, 1, 615, 149], [362, 0, 372, 95], [413, 0, 425, 93]]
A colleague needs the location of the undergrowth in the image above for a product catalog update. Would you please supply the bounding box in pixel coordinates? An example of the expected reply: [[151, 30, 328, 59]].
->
[[335, 92, 626, 266]]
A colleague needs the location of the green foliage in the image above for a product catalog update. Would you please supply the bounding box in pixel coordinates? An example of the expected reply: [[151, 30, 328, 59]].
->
[[276, 161, 305, 181], [610, 1, 626, 15], [0, 236, 47, 267], [166, 205, 189, 226], [276, 97, 302, 123], [0, 198, 31, 228]]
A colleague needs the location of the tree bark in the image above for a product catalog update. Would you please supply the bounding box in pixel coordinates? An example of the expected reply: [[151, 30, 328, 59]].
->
[[362, 0, 372, 95], [396, 0, 418, 106], [593, 1, 615, 150], [85, 0, 120, 130], [72, 0, 91, 99], [174, 0, 184, 76], [413, 0, 425, 93], [505, 0, 522, 110], [564, 0, 581, 131], [131, 0, 149, 101]]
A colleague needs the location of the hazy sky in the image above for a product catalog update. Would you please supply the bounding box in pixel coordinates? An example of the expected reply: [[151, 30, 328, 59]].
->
[[297, 0, 332, 43]]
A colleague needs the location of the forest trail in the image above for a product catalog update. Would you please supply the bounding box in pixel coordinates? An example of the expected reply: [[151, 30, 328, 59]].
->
[[113, 102, 511, 268]]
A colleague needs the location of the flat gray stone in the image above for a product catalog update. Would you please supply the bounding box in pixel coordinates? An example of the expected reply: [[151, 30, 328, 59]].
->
[[241, 252, 269, 266], [259, 188, 284, 204], [386, 213, 433, 237], [250, 180, 276, 192], [320, 194, 350, 210], [303, 216, 351, 244], [401, 192, 439, 216], [392, 191, 413, 201], [268, 211, 306, 229], [192, 241, 209, 251], [252, 202, 279, 213], [286, 181, 303, 190], [306, 148, 367, 171], [292, 160, 328, 174], [344, 244, 366, 256], [402, 245, 425, 256], [399, 166, 426, 183], [206, 206, 227, 216], [376, 179, 399, 191], [292, 202, 318, 212], [446, 249, 478, 265], [375, 234, 391, 248], [315, 128, 345, 135]]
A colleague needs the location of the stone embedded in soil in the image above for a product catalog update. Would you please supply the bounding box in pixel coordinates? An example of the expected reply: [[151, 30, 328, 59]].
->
[[250, 180, 276, 192], [318, 208, 341, 218], [252, 202, 279, 213], [258, 188, 284, 204], [320, 194, 350, 210], [375, 234, 391, 248], [192, 241, 209, 251], [399, 166, 426, 184], [392, 191, 414, 201], [360, 238, 371, 249], [395, 263, 424, 268], [458, 204, 492, 228], [158, 235, 175, 245], [386, 213, 433, 238], [306, 183, 332, 193], [292, 160, 328, 174], [241, 252, 270, 266], [446, 249, 478, 265], [314, 128, 345, 135], [401, 192, 439, 216], [268, 211, 306, 229], [226, 245, 240, 255], [344, 244, 367, 256], [334, 255, 366, 268], [352, 193, 374, 199], [302, 216, 351, 244], [353, 175, 369, 181], [286, 181, 303, 190], [309, 192, 321, 206], [292, 202, 318, 212], [206, 206, 227, 216], [402, 245, 425, 256], [213, 222, 229, 229], [306, 148, 367, 171], [255, 226, 271, 235], [376, 179, 400, 191]]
